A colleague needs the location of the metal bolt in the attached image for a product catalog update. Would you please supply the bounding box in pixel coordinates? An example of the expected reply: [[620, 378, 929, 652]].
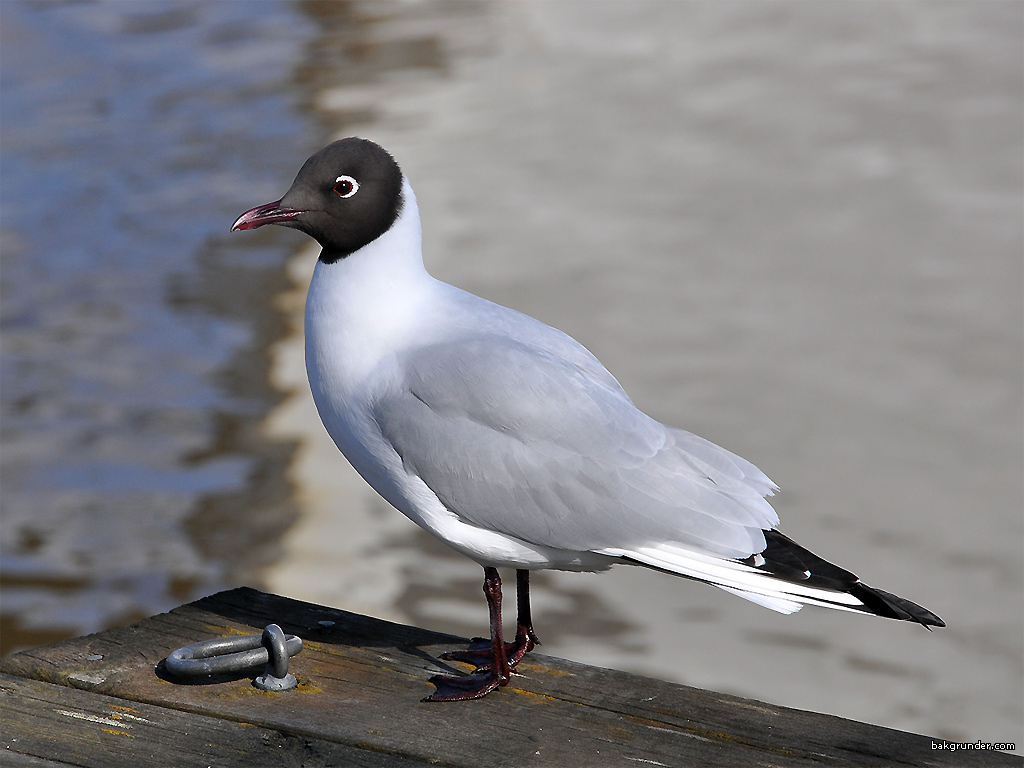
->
[[254, 624, 298, 692]]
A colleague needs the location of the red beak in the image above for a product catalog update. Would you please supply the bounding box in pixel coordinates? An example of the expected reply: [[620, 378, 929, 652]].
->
[[230, 199, 304, 231]]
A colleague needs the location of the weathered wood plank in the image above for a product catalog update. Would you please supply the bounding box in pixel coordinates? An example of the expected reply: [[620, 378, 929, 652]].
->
[[1, 752, 70, 767], [0, 673, 430, 767], [0, 587, 1017, 767]]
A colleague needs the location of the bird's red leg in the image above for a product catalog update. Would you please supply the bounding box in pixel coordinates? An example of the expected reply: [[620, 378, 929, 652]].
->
[[439, 568, 542, 672], [508, 569, 541, 665], [424, 567, 511, 702]]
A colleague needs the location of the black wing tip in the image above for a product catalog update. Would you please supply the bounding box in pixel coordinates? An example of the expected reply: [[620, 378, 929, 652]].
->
[[849, 583, 946, 628], [760, 530, 945, 628], [760, 530, 859, 590]]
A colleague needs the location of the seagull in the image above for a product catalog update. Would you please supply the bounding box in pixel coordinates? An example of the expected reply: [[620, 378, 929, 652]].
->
[[232, 138, 944, 702]]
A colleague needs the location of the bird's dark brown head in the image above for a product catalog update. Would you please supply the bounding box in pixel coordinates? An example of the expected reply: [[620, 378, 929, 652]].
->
[[231, 137, 404, 263]]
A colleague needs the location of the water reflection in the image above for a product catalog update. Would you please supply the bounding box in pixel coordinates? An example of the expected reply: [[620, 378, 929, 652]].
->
[[0, 0, 319, 654]]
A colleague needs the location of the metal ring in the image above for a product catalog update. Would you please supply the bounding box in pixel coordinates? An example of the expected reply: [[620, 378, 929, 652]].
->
[[262, 624, 290, 679], [165, 627, 302, 678]]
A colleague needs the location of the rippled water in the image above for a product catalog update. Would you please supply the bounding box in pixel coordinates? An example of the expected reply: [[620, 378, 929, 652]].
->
[[1, 0, 321, 649], [2, 0, 1020, 752]]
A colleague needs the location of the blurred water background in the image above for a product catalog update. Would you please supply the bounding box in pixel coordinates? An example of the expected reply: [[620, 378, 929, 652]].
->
[[2, 0, 1020, 751]]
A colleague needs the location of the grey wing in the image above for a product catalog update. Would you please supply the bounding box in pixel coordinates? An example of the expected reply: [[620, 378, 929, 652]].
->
[[371, 335, 779, 559]]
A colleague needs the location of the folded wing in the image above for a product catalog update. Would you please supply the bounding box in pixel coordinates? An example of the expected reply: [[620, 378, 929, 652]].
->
[[371, 334, 779, 560]]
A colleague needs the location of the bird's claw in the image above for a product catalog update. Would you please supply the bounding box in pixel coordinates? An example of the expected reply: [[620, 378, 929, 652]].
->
[[440, 625, 540, 672], [423, 670, 507, 702]]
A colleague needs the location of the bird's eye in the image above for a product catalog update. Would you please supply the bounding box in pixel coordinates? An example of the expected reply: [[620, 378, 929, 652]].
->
[[333, 175, 359, 198]]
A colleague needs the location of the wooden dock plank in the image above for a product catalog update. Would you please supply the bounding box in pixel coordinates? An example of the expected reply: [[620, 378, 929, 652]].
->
[[1, 587, 1017, 767], [1, 673, 430, 767], [3, 754, 70, 767]]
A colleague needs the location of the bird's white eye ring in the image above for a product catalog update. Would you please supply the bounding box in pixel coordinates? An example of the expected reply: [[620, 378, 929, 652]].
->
[[333, 175, 359, 198]]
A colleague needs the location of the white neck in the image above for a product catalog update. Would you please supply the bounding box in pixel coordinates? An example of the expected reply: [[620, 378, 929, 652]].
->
[[316, 177, 426, 296], [304, 178, 437, 399]]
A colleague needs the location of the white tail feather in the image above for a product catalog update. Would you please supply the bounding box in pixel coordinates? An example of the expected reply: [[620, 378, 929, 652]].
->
[[717, 585, 802, 614], [600, 543, 868, 615]]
